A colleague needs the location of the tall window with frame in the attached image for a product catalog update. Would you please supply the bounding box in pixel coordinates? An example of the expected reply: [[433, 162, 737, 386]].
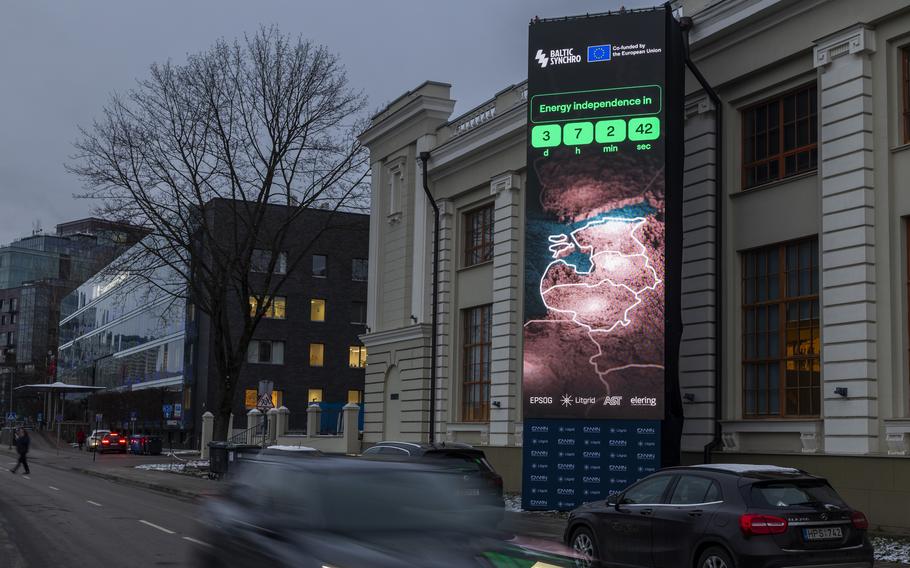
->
[[742, 237, 820, 418], [742, 84, 818, 189], [903, 47, 910, 144], [464, 204, 494, 267], [462, 304, 492, 422]]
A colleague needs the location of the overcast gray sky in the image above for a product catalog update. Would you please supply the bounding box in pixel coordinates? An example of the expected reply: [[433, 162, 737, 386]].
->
[[0, 0, 653, 245]]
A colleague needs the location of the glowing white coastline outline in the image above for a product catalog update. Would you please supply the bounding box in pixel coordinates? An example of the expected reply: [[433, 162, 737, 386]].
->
[[526, 215, 665, 392]]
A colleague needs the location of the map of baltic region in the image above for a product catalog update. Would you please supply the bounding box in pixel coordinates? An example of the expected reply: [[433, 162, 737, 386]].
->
[[524, 151, 665, 419]]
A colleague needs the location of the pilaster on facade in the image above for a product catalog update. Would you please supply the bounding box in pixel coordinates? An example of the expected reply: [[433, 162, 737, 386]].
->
[[680, 92, 719, 452], [814, 24, 878, 455], [435, 198, 455, 442], [489, 172, 521, 446]]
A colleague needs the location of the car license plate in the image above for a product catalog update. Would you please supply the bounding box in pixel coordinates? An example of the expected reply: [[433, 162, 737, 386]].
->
[[803, 527, 843, 540]]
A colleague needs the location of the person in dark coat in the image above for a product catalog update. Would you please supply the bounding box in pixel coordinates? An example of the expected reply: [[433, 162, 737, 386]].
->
[[76, 429, 86, 451], [10, 428, 30, 474]]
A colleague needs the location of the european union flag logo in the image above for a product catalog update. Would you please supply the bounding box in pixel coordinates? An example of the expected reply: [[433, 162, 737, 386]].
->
[[587, 44, 612, 62]]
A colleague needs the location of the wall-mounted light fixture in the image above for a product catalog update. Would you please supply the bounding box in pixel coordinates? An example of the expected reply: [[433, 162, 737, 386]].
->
[[492, 400, 501, 408], [834, 387, 848, 398], [683, 393, 696, 403]]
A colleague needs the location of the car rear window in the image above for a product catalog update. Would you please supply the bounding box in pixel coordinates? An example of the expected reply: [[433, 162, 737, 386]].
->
[[425, 452, 493, 473], [749, 480, 846, 509]]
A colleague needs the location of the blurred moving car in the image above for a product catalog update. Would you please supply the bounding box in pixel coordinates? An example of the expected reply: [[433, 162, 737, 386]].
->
[[98, 432, 128, 453], [564, 464, 873, 568], [361, 441, 504, 506], [197, 456, 575, 567], [128, 434, 163, 455], [86, 429, 110, 451]]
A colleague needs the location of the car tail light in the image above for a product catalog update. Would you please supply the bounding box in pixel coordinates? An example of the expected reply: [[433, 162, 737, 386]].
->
[[851, 511, 869, 530], [740, 514, 788, 536], [102, 440, 110, 445], [119, 439, 126, 444]]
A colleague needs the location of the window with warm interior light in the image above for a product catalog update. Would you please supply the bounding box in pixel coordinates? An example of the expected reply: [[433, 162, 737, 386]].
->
[[347, 390, 362, 404], [309, 343, 324, 367], [249, 296, 286, 319], [307, 388, 323, 403], [310, 299, 326, 322], [742, 236, 820, 417], [349, 346, 367, 368]]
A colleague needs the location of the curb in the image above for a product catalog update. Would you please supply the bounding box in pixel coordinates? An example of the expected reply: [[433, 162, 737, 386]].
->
[[68, 467, 205, 502]]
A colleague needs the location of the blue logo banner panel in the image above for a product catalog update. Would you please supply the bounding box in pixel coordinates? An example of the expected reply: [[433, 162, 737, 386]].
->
[[521, 419, 660, 511]]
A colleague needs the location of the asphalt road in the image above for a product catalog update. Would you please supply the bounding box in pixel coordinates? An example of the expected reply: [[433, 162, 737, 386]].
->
[[0, 454, 210, 568]]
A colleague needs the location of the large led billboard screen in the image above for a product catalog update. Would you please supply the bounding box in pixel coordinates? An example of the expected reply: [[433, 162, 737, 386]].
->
[[523, 10, 672, 421]]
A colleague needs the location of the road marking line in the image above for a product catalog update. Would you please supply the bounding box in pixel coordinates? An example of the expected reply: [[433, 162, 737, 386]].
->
[[139, 520, 175, 534], [49, 486, 60, 491], [86, 500, 102, 507], [182, 536, 212, 548]]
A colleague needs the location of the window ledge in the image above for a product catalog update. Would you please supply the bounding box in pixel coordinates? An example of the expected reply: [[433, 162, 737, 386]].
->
[[721, 419, 823, 454], [457, 259, 493, 273], [890, 142, 910, 154], [732, 170, 817, 199]]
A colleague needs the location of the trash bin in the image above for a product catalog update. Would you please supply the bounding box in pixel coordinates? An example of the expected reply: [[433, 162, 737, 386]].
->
[[208, 441, 231, 476], [145, 436, 163, 456]]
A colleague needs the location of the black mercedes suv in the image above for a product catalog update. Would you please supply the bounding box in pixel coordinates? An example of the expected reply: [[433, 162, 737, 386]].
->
[[564, 463, 873, 568]]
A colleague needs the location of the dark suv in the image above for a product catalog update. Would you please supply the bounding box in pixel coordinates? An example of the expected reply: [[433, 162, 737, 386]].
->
[[361, 442, 504, 507], [564, 464, 873, 568]]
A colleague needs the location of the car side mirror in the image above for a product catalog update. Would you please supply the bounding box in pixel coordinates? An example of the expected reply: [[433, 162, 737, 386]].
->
[[607, 496, 621, 510]]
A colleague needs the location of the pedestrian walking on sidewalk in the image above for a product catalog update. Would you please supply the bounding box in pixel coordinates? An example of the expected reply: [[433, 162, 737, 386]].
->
[[10, 428, 30, 475], [76, 429, 86, 451]]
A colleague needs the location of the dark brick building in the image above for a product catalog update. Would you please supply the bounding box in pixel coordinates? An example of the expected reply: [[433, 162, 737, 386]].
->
[[190, 204, 370, 433]]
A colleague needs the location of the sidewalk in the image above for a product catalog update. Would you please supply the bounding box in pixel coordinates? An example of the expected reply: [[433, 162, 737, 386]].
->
[[0, 433, 220, 501], [2, 436, 906, 566]]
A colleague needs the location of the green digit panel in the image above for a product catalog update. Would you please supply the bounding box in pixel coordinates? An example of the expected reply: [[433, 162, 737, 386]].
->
[[563, 122, 594, 145], [531, 124, 561, 148], [595, 119, 627, 143], [628, 117, 660, 141]]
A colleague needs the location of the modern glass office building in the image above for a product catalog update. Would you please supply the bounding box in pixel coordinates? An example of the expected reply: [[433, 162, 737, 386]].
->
[[57, 250, 188, 434]]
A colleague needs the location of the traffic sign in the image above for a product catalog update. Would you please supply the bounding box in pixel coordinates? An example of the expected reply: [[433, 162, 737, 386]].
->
[[173, 404, 182, 419], [5, 412, 16, 421], [162, 404, 173, 419], [256, 393, 274, 411], [130, 410, 138, 421]]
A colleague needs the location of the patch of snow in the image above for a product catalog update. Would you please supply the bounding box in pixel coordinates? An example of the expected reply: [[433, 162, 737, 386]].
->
[[504, 493, 523, 512], [135, 460, 209, 473], [872, 536, 910, 564], [267, 445, 318, 452], [691, 464, 801, 474]]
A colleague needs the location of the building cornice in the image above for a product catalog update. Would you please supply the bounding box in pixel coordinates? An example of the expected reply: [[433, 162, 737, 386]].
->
[[428, 104, 526, 180], [360, 323, 431, 348], [359, 96, 456, 148], [813, 24, 876, 68]]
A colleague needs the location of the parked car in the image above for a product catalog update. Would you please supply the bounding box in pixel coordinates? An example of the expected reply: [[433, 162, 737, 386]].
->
[[128, 434, 163, 455], [197, 455, 576, 567], [361, 442, 504, 505], [86, 429, 110, 451], [97, 432, 128, 453], [564, 464, 873, 568]]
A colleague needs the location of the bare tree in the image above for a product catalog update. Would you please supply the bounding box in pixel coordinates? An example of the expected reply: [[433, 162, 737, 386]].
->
[[69, 27, 369, 440]]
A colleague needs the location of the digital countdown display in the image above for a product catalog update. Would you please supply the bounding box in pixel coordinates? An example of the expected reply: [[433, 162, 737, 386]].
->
[[521, 420, 661, 511], [523, 10, 670, 422]]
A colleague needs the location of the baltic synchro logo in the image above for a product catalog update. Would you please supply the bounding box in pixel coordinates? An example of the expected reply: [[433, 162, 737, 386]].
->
[[535, 48, 581, 68]]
